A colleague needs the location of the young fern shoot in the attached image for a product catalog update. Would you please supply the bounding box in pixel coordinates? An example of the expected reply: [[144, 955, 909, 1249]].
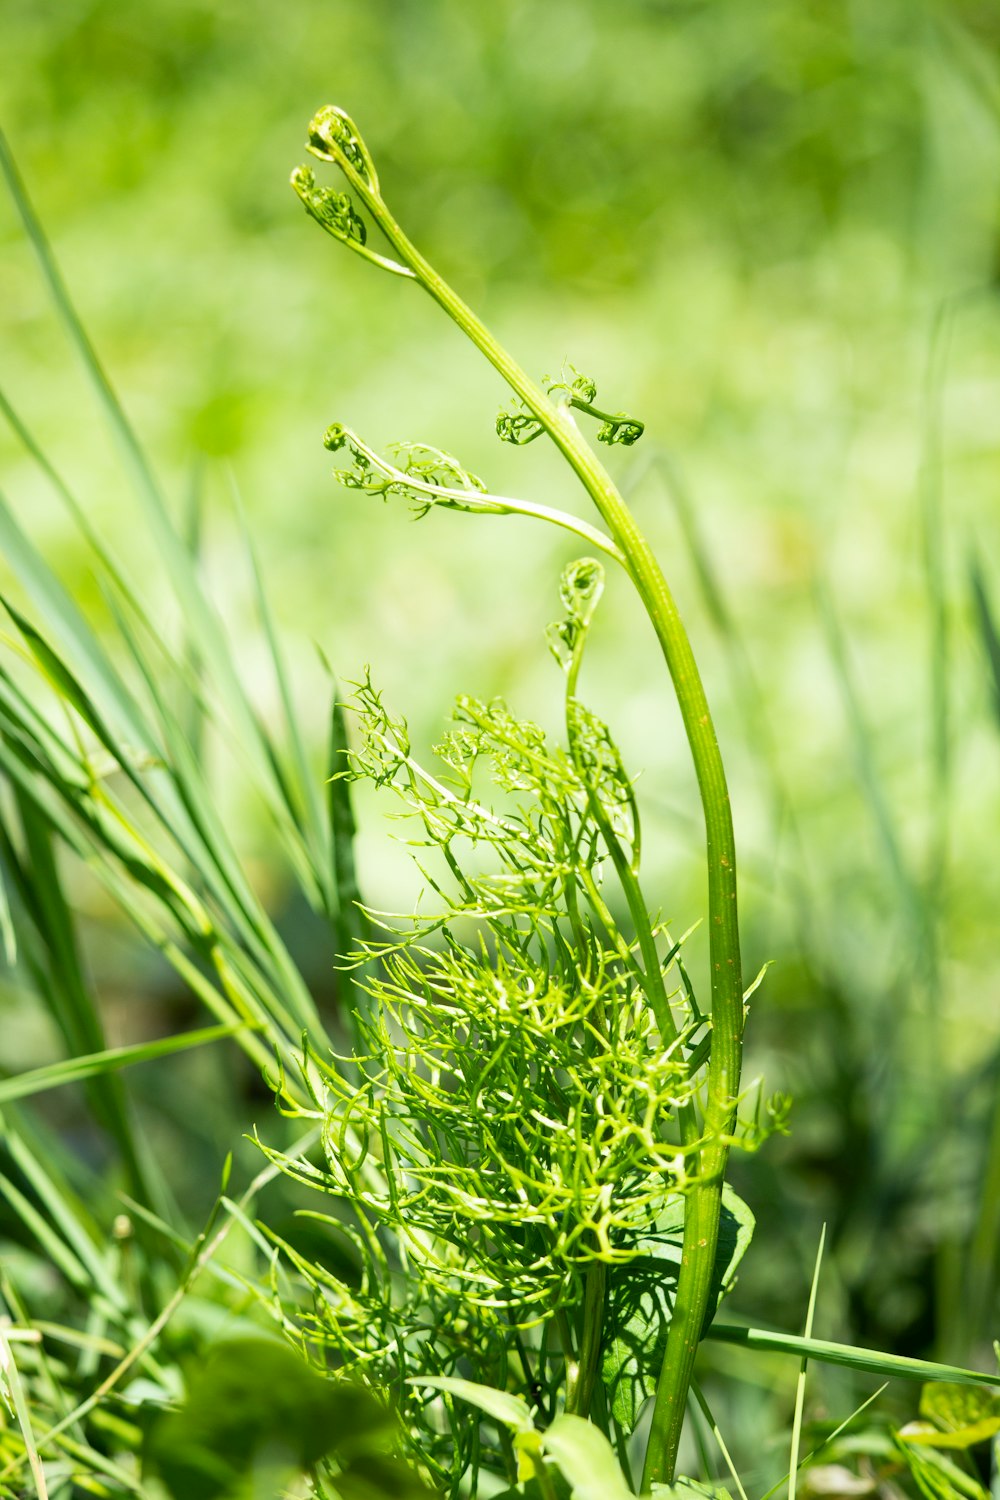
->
[[291, 104, 752, 1488], [267, 567, 765, 1493]]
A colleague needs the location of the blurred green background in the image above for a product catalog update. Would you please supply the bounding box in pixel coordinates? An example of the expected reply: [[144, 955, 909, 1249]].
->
[[4, 0, 1000, 1461]]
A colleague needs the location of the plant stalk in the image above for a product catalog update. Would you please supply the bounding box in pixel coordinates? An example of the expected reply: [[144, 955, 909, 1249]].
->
[[566, 1262, 608, 1420], [311, 121, 746, 1484]]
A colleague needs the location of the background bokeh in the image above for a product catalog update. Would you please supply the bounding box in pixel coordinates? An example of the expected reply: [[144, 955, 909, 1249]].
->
[[4, 0, 1000, 1466]]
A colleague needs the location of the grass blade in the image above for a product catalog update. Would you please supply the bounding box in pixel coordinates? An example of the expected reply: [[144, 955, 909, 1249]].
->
[[0, 139, 343, 926], [691, 1379, 750, 1500], [757, 1384, 889, 1500], [0, 1141, 317, 1483], [0, 1023, 245, 1105], [918, 306, 954, 896], [0, 1308, 50, 1499], [788, 1226, 826, 1500], [706, 1324, 1000, 1389], [1, 1123, 126, 1312], [227, 470, 332, 909], [816, 581, 927, 951], [971, 553, 1000, 730], [0, 788, 162, 1207]]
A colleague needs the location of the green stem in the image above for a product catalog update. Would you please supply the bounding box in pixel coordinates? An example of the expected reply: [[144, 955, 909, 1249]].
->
[[310, 117, 745, 1484], [565, 639, 679, 1049], [401, 230, 741, 1488], [566, 1262, 608, 1419], [565, 640, 699, 1152]]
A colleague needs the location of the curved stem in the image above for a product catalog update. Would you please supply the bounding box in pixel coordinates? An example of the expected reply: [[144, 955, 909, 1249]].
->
[[314, 127, 745, 1484], [393, 214, 742, 1490]]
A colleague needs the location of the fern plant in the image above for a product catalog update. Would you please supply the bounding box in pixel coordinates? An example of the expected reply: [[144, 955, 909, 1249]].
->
[[267, 570, 776, 1491], [2, 102, 1000, 1500], [279, 103, 776, 1493]]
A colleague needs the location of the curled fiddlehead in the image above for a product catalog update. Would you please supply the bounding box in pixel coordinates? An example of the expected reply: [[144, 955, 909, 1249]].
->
[[594, 412, 645, 445], [306, 104, 381, 192], [323, 423, 486, 509], [322, 422, 625, 561], [498, 367, 645, 448], [547, 555, 606, 672], [495, 409, 545, 445], [291, 107, 416, 278], [290, 165, 367, 247]]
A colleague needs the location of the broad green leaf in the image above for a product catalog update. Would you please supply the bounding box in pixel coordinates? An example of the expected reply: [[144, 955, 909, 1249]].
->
[[409, 1375, 534, 1433], [895, 1384, 1000, 1448], [601, 1246, 676, 1433], [602, 1185, 755, 1430], [148, 1338, 394, 1500], [540, 1414, 634, 1500], [919, 1383, 1000, 1432], [490, 1477, 572, 1500], [488, 1476, 575, 1500], [652, 1481, 734, 1500], [900, 1419, 1000, 1450], [712, 1184, 755, 1307]]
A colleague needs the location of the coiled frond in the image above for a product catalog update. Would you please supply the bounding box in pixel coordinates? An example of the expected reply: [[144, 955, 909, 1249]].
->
[[290, 165, 366, 244], [498, 367, 645, 448], [323, 424, 486, 508], [291, 107, 417, 277], [306, 104, 381, 192], [321, 422, 625, 562]]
